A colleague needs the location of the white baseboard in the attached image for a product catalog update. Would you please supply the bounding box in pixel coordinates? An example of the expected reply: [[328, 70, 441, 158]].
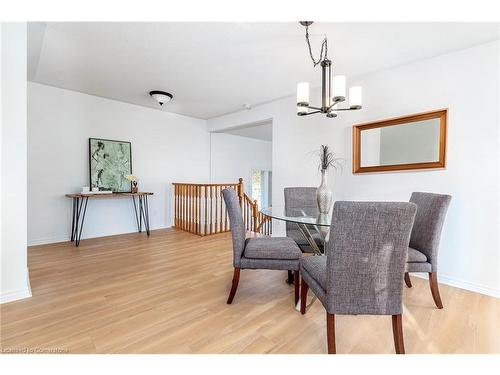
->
[[0, 268, 32, 304], [27, 225, 171, 247], [28, 234, 70, 246], [411, 273, 500, 299]]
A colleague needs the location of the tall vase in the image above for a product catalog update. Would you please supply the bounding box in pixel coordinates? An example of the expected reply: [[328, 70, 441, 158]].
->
[[317, 169, 333, 214]]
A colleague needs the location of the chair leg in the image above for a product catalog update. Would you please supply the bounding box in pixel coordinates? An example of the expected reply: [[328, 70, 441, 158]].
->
[[404, 272, 412, 288], [227, 268, 240, 304], [294, 270, 300, 305], [300, 277, 309, 315], [392, 314, 405, 354], [429, 272, 443, 309], [327, 313, 336, 354], [286, 270, 294, 284]]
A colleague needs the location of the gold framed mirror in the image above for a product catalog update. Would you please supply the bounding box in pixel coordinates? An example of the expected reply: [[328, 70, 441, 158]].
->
[[353, 109, 447, 173]]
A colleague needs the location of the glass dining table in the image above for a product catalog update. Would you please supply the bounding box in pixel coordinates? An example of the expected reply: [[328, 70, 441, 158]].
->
[[261, 206, 331, 255]]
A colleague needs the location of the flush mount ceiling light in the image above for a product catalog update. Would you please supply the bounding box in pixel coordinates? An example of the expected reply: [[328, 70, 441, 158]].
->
[[296, 22, 362, 118], [149, 90, 173, 106]]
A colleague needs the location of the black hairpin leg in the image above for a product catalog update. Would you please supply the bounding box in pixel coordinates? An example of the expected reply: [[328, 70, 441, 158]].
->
[[139, 195, 150, 236], [70, 197, 77, 241], [139, 196, 143, 233], [70, 197, 88, 247], [132, 196, 141, 232], [144, 195, 150, 236]]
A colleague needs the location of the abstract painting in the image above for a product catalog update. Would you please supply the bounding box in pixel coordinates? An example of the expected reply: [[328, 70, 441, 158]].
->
[[89, 138, 132, 192]]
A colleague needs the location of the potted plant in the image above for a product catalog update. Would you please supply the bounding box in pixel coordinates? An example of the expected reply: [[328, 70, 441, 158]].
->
[[316, 145, 342, 214]]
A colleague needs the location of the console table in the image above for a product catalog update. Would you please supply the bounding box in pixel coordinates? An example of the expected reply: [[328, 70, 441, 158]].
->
[[65, 192, 153, 247]]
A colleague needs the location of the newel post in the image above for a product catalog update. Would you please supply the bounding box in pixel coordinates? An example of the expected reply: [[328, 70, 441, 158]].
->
[[237, 178, 244, 206], [252, 199, 259, 232]]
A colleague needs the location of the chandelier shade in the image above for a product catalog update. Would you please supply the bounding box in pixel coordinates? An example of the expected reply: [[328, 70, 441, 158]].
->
[[333, 75, 346, 101], [296, 22, 362, 118], [296, 82, 310, 106], [349, 86, 362, 109]]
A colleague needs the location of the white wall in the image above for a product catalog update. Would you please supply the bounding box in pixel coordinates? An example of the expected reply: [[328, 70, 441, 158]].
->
[[28, 82, 210, 245], [1, 23, 31, 303], [208, 41, 500, 298], [210, 132, 272, 197]]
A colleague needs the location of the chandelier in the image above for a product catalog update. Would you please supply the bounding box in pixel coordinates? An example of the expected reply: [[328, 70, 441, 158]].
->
[[296, 22, 362, 118]]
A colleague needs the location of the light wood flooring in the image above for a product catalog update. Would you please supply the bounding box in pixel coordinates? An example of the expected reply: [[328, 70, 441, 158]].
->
[[1, 228, 499, 354]]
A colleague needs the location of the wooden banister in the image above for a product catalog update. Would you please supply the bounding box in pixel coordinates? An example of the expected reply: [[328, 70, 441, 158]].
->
[[172, 178, 271, 236]]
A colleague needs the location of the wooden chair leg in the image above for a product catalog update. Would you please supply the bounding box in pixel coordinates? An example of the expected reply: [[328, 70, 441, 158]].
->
[[429, 272, 443, 309], [392, 314, 405, 354], [227, 268, 240, 304], [404, 272, 412, 288], [294, 270, 300, 305], [300, 277, 309, 315], [327, 313, 336, 354]]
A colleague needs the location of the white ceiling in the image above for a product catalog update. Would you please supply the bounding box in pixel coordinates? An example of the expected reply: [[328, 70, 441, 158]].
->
[[221, 121, 273, 141], [28, 22, 499, 119]]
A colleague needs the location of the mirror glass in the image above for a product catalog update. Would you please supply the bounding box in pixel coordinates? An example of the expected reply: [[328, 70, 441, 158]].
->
[[360, 118, 441, 167]]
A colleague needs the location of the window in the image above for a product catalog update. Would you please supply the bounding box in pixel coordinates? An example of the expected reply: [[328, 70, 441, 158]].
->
[[251, 169, 272, 208]]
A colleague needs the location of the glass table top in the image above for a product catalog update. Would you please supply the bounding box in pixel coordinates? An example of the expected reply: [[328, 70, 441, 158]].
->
[[261, 206, 331, 227]]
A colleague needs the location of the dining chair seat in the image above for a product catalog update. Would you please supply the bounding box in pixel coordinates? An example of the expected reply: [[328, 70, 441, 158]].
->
[[287, 228, 323, 247], [244, 237, 302, 260], [299, 256, 327, 304], [407, 247, 428, 262], [405, 261, 431, 273]]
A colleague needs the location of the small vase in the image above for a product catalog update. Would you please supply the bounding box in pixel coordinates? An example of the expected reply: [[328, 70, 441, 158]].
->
[[317, 169, 332, 214], [131, 184, 138, 194]]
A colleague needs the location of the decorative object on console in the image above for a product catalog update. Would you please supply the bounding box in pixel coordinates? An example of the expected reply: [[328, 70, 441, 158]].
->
[[82, 184, 112, 195], [296, 22, 362, 118], [89, 138, 132, 193], [126, 174, 139, 193], [316, 145, 342, 214]]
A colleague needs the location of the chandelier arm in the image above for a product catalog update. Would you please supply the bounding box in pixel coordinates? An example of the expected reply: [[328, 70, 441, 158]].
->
[[301, 110, 322, 116], [331, 107, 362, 111], [327, 99, 344, 112]]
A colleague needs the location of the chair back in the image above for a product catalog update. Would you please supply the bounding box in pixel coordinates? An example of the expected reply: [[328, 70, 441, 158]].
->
[[284, 187, 317, 233], [326, 201, 417, 315], [222, 188, 245, 267], [409, 192, 451, 270]]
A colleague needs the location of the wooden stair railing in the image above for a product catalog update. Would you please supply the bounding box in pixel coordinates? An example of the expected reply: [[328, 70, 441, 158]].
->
[[172, 178, 272, 236], [240, 189, 272, 236]]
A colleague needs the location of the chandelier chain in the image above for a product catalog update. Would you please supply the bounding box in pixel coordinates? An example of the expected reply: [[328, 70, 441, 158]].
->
[[305, 25, 328, 67]]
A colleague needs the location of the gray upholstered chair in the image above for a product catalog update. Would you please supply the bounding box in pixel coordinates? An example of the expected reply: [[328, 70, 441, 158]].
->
[[404, 192, 452, 309], [222, 188, 302, 305], [284, 187, 322, 253], [300, 201, 417, 354]]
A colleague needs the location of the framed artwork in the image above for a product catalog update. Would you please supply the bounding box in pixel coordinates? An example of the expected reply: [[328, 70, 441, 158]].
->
[[89, 138, 132, 192]]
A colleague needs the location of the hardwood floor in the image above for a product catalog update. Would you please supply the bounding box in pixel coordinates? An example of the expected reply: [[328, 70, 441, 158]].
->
[[1, 228, 499, 354]]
